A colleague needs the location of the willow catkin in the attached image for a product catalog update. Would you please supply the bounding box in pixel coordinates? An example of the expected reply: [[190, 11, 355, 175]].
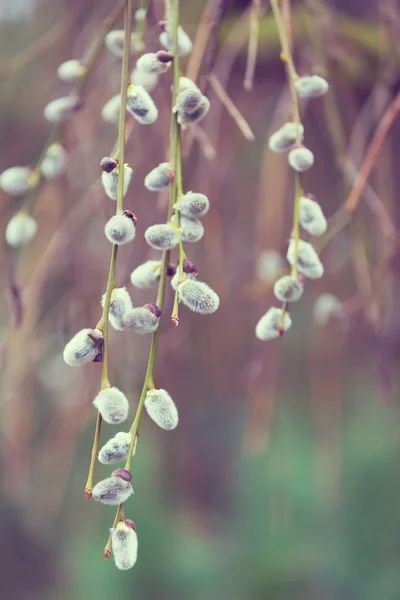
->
[[93, 387, 129, 425], [255, 307, 292, 340], [63, 328, 102, 366], [145, 388, 179, 430], [112, 521, 138, 570]]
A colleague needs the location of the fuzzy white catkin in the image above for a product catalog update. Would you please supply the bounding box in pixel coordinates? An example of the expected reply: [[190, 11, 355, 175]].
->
[[136, 52, 170, 74], [295, 75, 329, 98], [256, 250, 284, 280], [0, 166, 33, 195], [126, 85, 158, 125], [274, 275, 304, 303], [92, 476, 133, 505], [159, 26, 193, 56], [144, 162, 170, 191], [93, 387, 129, 425], [57, 59, 86, 82], [105, 214, 136, 245], [43, 96, 79, 122], [63, 328, 101, 366], [255, 307, 292, 341], [130, 260, 161, 288], [101, 287, 133, 330], [6, 212, 37, 247], [145, 224, 179, 250], [176, 87, 202, 115], [105, 30, 143, 58], [288, 146, 314, 172], [145, 388, 179, 430], [124, 307, 159, 334], [178, 96, 210, 127], [313, 294, 343, 325], [41, 143, 66, 179], [98, 432, 135, 464], [268, 122, 304, 153], [178, 192, 209, 218], [287, 239, 324, 279], [131, 68, 158, 92], [179, 216, 204, 243], [170, 271, 196, 291], [101, 164, 133, 200], [299, 196, 327, 236], [101, 94, 121, 123], [177, 279, 220, 314], [112, 522, 138, 570]]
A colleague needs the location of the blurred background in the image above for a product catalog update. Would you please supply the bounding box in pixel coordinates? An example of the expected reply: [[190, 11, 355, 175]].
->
[[1, 0, 400, 599]]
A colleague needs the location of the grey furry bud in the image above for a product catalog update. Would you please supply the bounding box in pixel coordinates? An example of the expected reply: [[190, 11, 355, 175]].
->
[[0, 166, 33, 195], [288, 145, 314, 172], [57, 59, 86, 82], [124, 306, 159, 334], [159, 26, 193, 56], [105, 213, 136, 245], [98, 432, 135, 464], [295, 75, 329, 98], [256, 250, 285, 281], [144, 162, 171, 191], [175, 86, 202, 115], [130, 260, 161, 288], [92, 474, 133, 505], [273, 275, 304, 302], [63, 328, 103, 366], [268, 122, 304, 153], [179, 216, 204, 243], [177, 96, 210, 127], [105, 30, 143, 58], [145, 224, 179, 250], [93, 386, 129, 425], [43, 96, 80, 122], [299, 195, 327, 236], [5, 212, 37, 247], [255, 307, 292, 340], [112, 521, 138, 570], [177, 279, 220, 314], [101, 287, 133, 331], [126, 84, 158, 125], [136, 52, 170, 74], [287, 239, 324, 279], [131, 68, 158, 92], [101, 94, 121, 124], [41, 143, 66, 179], [178, 192, 209, 218], [101, 163, 133, 200], [313, 294, 344, 325], [145, 388, 179, 430]]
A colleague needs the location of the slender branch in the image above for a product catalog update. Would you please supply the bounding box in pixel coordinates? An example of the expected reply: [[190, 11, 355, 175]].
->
[[244, 0, 261, 90], [270, 0, 302, 320], [104, 0, 181, 557], [85, 0, 133, 499], [209, 73, 255, 140]]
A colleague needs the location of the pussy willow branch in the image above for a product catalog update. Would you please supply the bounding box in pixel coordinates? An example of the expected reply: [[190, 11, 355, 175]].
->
[[84, 0, 133, 499], [270, 0, 302, 323], [104, 0, 181, 558], [21, 1, 125, 216]]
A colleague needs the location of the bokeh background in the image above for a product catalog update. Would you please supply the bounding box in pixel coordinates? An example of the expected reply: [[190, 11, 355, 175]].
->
[[2, 0, 400, 599]]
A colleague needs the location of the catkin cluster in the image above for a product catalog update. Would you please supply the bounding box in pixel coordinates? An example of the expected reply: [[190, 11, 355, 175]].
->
[[256, 66, 329, 341]]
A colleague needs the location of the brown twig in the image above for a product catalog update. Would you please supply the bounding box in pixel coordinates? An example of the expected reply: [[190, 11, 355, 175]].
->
[[244, 0, 262, 90], [208, 73, 255, 141]]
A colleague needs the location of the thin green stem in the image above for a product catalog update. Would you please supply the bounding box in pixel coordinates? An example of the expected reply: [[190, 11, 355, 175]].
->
[[21, 1, 125, 217], [85, 0, 133, 499], [104, 0, 181, 555]]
